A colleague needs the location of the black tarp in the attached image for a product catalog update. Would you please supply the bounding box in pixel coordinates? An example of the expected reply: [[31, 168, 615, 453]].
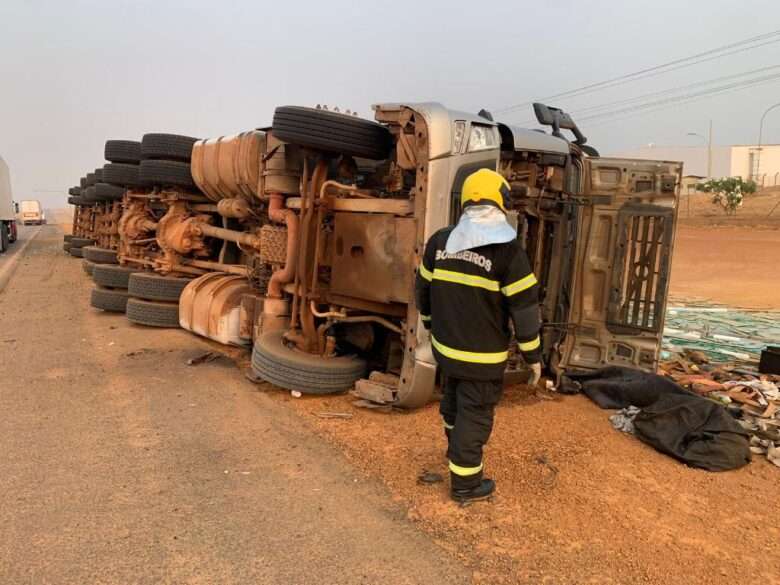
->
[[567, 367, 751, 471]]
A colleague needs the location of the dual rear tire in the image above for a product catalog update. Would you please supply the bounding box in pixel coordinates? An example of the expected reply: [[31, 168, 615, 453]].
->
[[125, 273, 191, 328], [251, 330, 366, 395], [90, 265, 143, 313]]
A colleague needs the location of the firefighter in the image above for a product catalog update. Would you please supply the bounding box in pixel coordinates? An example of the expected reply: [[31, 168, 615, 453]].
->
[[415, 168, 542, 503]]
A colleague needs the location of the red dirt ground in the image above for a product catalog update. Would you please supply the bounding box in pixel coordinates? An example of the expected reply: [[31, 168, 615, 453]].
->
[[670, 225, 780, 309]]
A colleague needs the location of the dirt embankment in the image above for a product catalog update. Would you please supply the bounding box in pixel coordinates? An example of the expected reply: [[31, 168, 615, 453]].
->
[[677, 187, 780, 229]]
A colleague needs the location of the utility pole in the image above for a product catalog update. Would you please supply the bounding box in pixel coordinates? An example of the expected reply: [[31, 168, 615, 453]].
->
[[706, 120, 713, 179], [757, 101, 780, 185]]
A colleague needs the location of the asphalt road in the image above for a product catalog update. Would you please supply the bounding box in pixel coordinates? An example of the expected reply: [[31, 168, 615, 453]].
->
[[0, 225, 41, 290], [0, 226, 469, 585]]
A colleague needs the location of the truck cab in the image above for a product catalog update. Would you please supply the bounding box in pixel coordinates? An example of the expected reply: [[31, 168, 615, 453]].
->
[[246, 102, 682, 407]]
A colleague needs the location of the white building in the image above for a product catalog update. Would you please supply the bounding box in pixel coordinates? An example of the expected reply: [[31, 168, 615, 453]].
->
[[617, 144, 780, 187]]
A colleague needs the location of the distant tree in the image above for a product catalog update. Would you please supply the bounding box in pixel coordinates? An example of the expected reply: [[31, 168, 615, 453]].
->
[[695, 177, 757, 215]]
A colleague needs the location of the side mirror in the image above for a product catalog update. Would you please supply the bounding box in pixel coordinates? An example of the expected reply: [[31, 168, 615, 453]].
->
[[533, 102, 594, 152], [533, 103, 577, 131]]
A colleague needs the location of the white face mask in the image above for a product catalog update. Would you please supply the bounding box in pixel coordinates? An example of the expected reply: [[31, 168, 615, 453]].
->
[[445, 205, 517, 254]]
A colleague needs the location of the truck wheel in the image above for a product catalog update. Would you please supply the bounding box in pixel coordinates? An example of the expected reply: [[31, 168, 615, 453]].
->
[[103, 163, 142, 188], [85, 172, 96, 186], [251, 330, 367, 395], [94, 183, 125, 201], [272, 106, 393, 160], [69, 237, 96, 248], [105, 140, 142, 164], [92, 265, 142, 289], [69, 196, 87, 206], [82, 259, 96, 276], [80, 177, 88, 188], [82, 246, 118, 264], [126, 298, 180, 328], [64, 234, 74, 242], [69, 246, 84, 258], [128, 273, 191, 302], [68, 186, 81, 196], [139, 159, 195, 189], [141, 133, 199, 162], [82, 187, 98, 203], [63, 242, 71, 252], [90, 286, 130, 313]]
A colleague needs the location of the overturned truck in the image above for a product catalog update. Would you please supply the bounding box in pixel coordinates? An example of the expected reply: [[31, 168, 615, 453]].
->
[[70, 102, 683, 408]]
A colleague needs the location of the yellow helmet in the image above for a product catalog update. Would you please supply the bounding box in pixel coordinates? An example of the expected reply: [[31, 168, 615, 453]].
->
[[461, 168, 511, 212]]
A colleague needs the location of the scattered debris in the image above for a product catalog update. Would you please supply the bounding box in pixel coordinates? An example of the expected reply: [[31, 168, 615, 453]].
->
[[417, 470, 444, 485], [186, 351, 220, 366], [610, 406, 641, 434], [244, 369, 264, 384], [315, 411, 353, 420], [660, 305, 780, 468], [124, 348, 155, 358], [534, 453, 559, 488], [353, 371, 398, 405], [352, 399, 394, 413], [663, 304, 779, 363]]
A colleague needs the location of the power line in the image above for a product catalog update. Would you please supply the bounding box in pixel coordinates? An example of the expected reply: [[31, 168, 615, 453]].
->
[[584, 74, 780, 129], [513, 64, 780, 125], [568, 64, 780, 117], [576, 71, 780, 123], [495, 29, 780, 115]]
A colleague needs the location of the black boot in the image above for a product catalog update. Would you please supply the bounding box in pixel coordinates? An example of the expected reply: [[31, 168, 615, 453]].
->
[[451, 478, 495, 503]]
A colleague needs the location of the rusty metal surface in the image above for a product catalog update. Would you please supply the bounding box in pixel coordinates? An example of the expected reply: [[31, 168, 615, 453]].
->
[[261, 133, 302, 196], [330, 213, 416, 304], [191, 131, 264, 202], [179, 272, 254, 346], [117, 192, 162, 266]]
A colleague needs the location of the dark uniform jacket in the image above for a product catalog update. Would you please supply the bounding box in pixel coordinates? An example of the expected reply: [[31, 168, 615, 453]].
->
[[414, 227, 542, 381]]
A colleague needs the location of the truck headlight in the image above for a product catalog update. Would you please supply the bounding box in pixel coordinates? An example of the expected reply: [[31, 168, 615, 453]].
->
[[467, 124, 498, 152]]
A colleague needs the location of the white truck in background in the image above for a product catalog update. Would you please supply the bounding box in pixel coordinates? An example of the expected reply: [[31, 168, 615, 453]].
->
[[19, 200, 43, 226], [0, 156, 19, 252]]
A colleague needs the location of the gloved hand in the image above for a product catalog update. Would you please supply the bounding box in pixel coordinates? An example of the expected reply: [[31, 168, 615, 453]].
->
[[527, 362, 542, 386]]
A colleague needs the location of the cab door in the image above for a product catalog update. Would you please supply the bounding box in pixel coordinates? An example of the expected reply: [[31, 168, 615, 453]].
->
[[559, 157, 682, 372]]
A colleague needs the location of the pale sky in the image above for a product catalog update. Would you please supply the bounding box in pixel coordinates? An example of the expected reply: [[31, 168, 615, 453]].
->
[[1, 0, 779, 208]]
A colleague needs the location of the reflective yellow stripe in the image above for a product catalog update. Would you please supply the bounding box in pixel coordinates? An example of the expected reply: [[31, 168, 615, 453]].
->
[[420, 314, 431, 322], [449, 460, 483, 476], [432, 269, 500, 292], [443, 421, 455, 430], [418, 263, 433, 281], [501, 273, 538, 296], [518, 335, 541, 352], [431, 335, 508, 364]]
